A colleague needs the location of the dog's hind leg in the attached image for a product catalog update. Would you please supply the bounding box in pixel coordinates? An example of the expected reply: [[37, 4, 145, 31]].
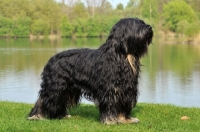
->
[[27, 89, 69, 120], [28, 73, 71, 120], [27, 86, 82, 120], [27, 98, 44, 120]]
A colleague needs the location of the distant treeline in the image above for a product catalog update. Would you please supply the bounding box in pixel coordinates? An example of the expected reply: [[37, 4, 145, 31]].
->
[[0, 0, 199, 38]]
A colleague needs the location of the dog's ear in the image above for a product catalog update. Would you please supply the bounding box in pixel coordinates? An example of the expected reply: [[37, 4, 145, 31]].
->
[[120, 42, 128, 55]]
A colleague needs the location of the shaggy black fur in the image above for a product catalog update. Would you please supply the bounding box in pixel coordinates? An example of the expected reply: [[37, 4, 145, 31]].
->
[[28, 18, 153, 124]]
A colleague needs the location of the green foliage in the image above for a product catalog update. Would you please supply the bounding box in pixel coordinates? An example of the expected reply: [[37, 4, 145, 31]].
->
[[176, 20, 200, 37], [72, 1, 88, 19], [31, 19, 50, 35], [126, 0, 139, 8], [176, 20, 189, 34], [0, 16, 12, 37], [116, 3, 124, 10], [0, 16, 31, 37], [0, 0, 30, 18], [163, 0, 197, 33], [184, 21, 200, 37], [30, 0, 62, 34], [0, 0, 61, 37], [141, 0, 159, 19], [185, 0, 200, 12], [60, 16, 119, 37], [0, 0, 199, 37], [61, 16, 74, 37], [73, 18, 88, 37], [12, 17, 31, 37]]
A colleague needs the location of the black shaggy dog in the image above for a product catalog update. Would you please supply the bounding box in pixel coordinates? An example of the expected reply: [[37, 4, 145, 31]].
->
[[28, 18, 153, 124]]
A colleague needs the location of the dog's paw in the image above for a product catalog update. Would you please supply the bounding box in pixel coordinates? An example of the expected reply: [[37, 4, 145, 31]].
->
[[101, 117, 119, 125], [126, 117, 140, 124], [27, 114, 44, 120], [103, 120, 118, 125], [64, 114, 71, 118], [102, 116, 140, 125], [117, 117, 140, 124]]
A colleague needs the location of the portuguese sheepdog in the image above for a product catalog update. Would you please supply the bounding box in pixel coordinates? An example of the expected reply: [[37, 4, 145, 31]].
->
[[28, 18, 153, 124]]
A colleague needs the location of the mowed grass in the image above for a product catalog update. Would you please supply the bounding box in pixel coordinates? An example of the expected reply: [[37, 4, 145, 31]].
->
[[0, 101, 199, 132]]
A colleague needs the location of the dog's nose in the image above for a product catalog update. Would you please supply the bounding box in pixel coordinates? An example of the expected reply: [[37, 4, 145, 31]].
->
[[147, 25, 152, 29]]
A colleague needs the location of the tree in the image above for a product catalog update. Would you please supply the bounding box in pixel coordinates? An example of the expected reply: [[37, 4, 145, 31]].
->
[[85, 0, 107, 16], [0, 0, 31, 18], [12, 17, 31, 37], [184, 22, 200, 37], [116, 3, 124, 10], [72, 1, 88, 19], [30, 0, 62, 34], [0, 16, 12, 37], [162, 0, 197, 32], [96, 0, 112, 14], [141, 0, 158, 20], [157, 0, 170, 14], [66, 0, 78, 7], [185, 0, 200, 12], [185, 0, 200, 19], [64, 0, 78, 18], [126, 0, 139, 8], [31, 19, 50, 35], [60, 16, 74, 37], [0, 0, 199, 38]]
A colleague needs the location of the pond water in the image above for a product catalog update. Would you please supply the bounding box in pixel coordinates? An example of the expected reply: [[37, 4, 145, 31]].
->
[[0, 38, 200, 107]]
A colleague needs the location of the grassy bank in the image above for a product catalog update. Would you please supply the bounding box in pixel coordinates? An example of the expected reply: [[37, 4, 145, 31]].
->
[[0, 101, 199, 132]]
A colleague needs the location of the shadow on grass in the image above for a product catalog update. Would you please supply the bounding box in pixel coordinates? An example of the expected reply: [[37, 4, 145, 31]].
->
[[70, 105, 99, 121], [69, 104, 144, 121], [131, 105, 144, 117]]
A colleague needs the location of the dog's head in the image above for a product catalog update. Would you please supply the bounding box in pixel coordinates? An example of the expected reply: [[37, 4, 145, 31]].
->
[[107, 18, 153, 58]]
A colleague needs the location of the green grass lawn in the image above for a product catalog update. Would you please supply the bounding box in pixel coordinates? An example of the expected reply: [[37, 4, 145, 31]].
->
[[0, 101, 199, 132]]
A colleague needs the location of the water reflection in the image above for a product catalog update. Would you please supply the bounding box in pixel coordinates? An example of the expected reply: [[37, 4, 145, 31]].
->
[[0, 38, 200, 107], [139, 70, 200, 107]]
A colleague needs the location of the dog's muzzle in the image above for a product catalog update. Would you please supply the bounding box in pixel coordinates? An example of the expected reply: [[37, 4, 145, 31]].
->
[[146, 25, 153, 44]]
